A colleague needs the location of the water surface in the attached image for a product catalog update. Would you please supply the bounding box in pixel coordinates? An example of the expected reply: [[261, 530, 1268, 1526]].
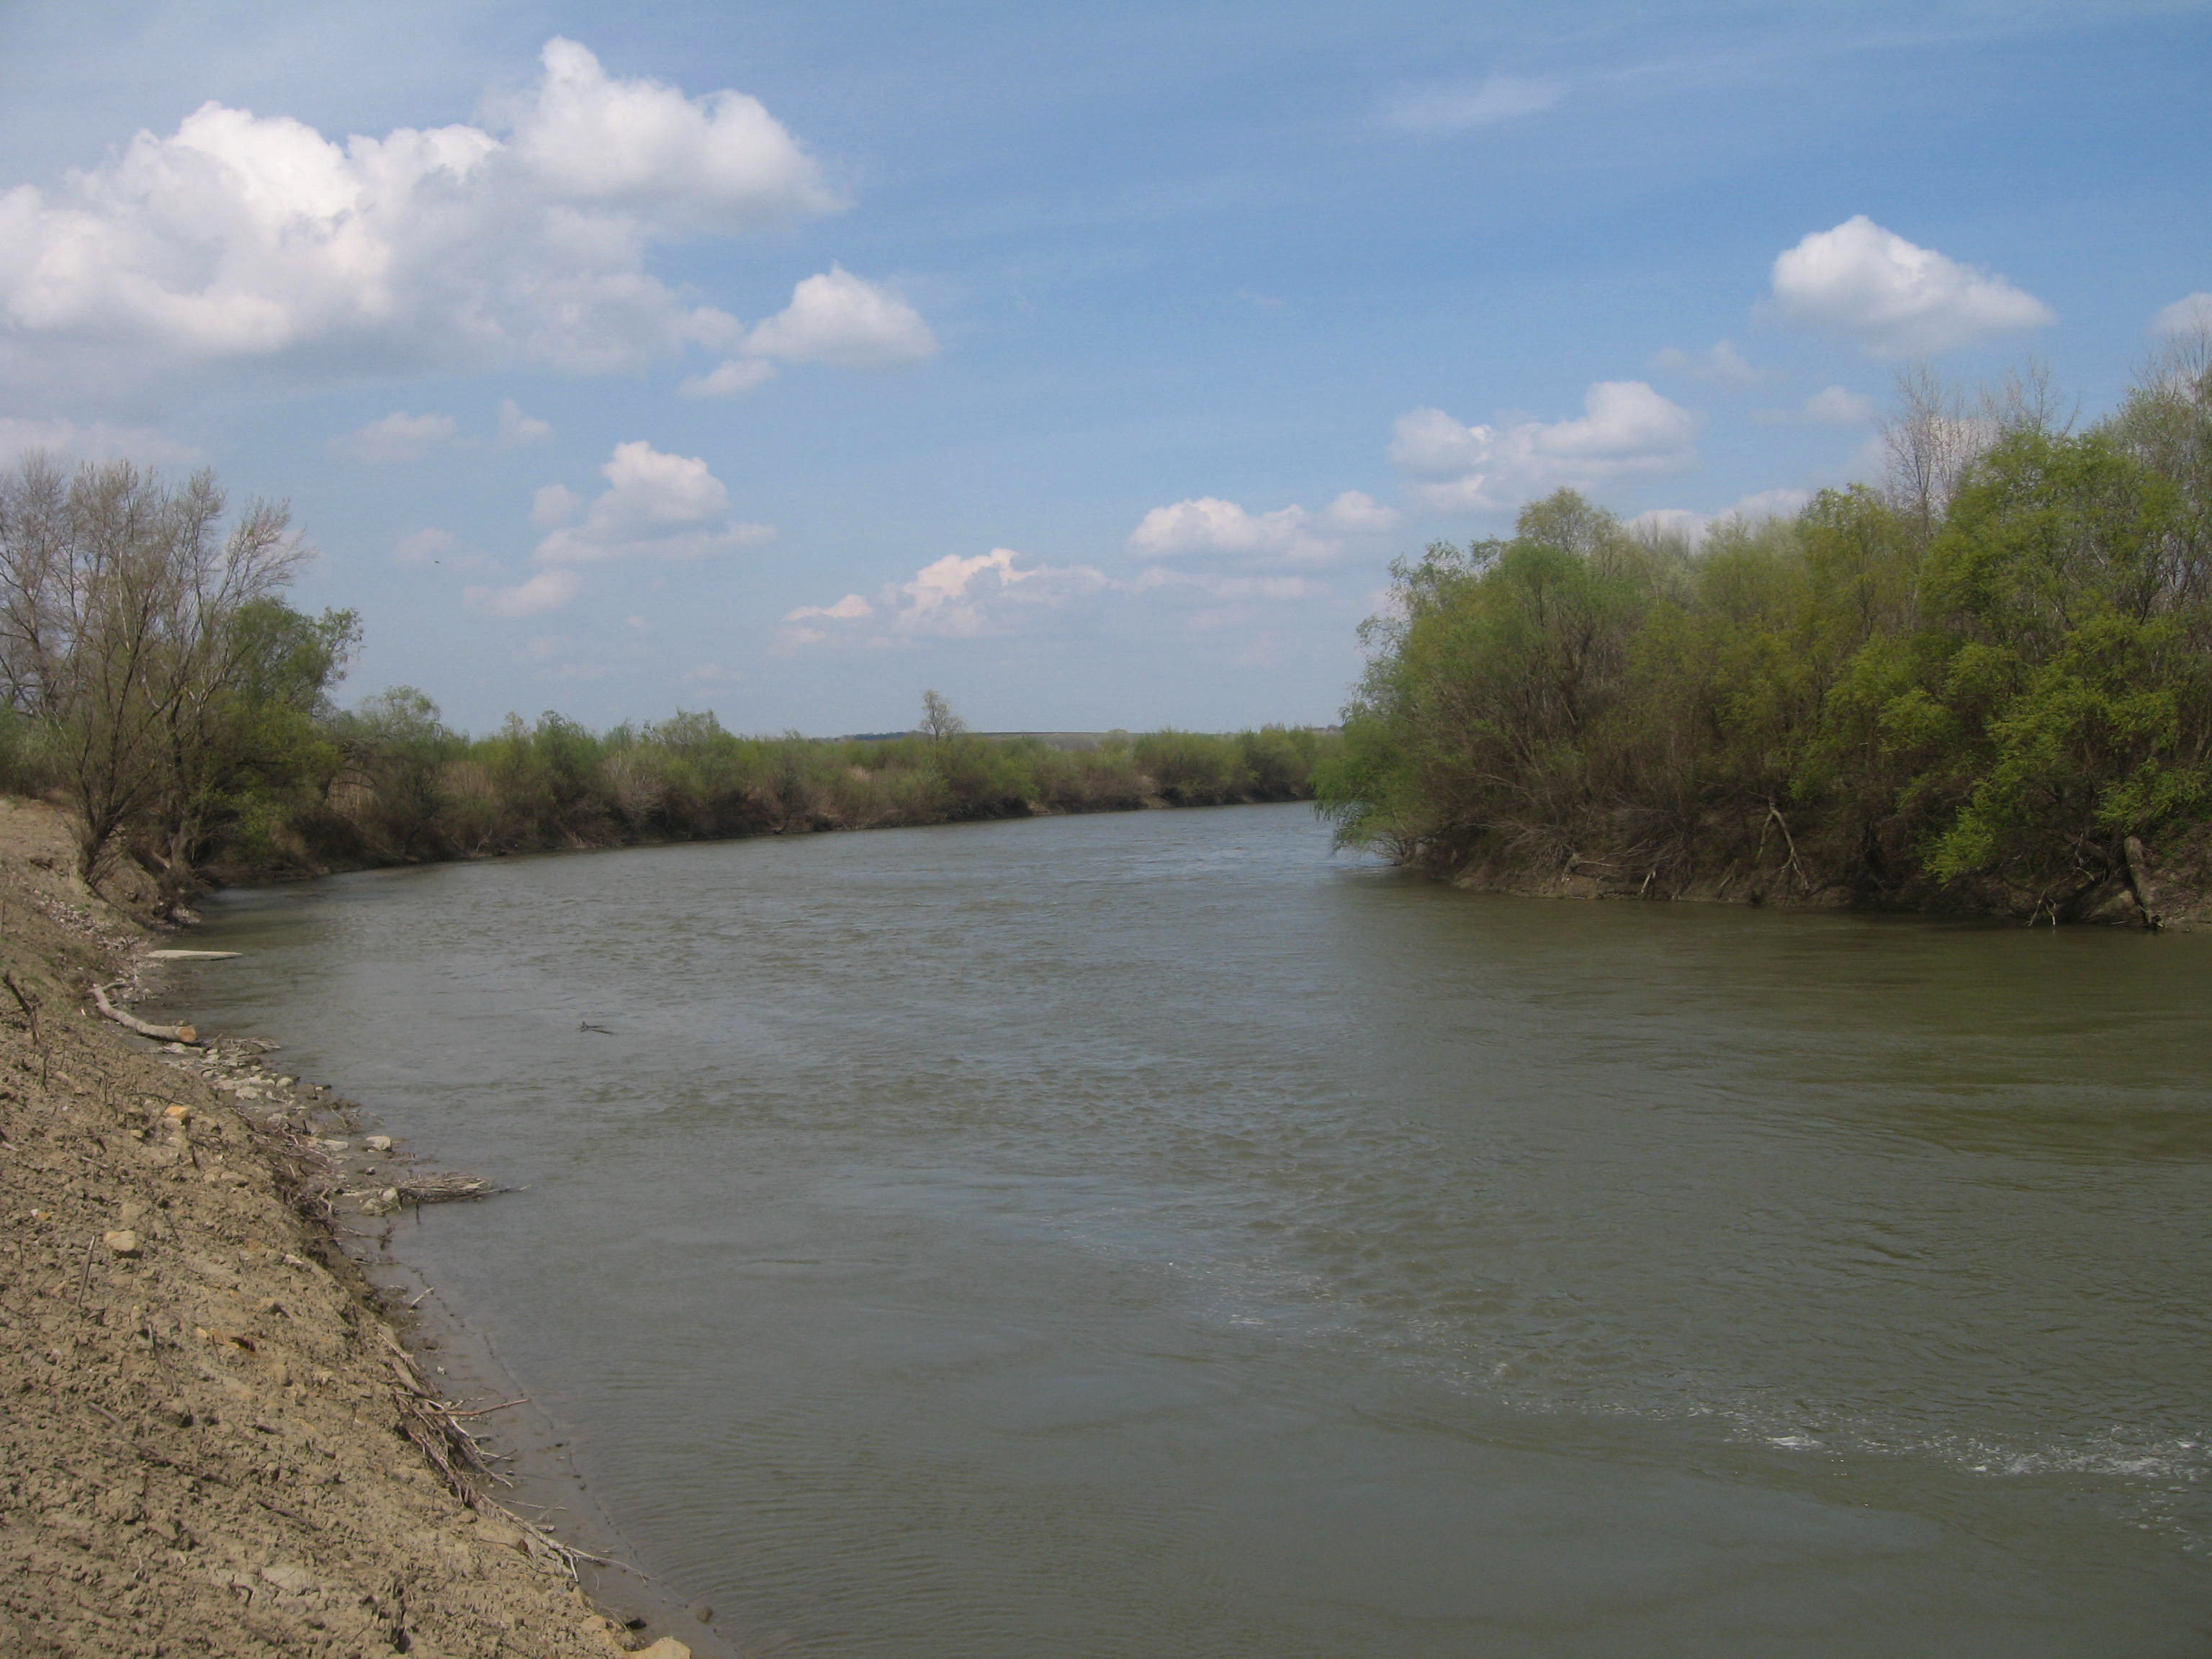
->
[[161, 804, 2212, 1656]]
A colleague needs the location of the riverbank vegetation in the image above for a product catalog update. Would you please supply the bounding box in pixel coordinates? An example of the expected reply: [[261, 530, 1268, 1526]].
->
[[0, 448, 1328, 899], [1317, 339, 2212, 924]]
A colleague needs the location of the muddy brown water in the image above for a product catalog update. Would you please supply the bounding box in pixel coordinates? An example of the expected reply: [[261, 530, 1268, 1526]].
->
[[153, 802, 2212, 1656]]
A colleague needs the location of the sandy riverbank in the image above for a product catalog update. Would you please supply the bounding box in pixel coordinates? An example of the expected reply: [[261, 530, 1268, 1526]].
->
[[0, 799, 698, 1659]]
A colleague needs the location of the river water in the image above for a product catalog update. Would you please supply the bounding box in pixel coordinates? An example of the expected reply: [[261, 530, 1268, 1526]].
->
[[156, 802, 2212, 1655]]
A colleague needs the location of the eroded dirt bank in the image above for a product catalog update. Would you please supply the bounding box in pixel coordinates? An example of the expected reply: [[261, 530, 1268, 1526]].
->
[[0, 800, 688, 1659]]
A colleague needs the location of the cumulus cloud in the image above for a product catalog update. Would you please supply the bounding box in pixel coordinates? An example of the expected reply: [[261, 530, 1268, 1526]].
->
[[1648, 340, 1763, 387], [2155, 292, 2212, 337], [745, 265, 936, 368], [464, 567, 582, 618], [891, 549, 1106, 637], [1769, 216, 2054, 356], [1126, 490, 1395, 565], [497, 398, 552, 446], [329, 410, 455, 463], [532, 440, 774, 566], [684, 265, 936, 394], [499, 37, 838, 233], [0, 38, 850, 403], [1390, 381, 1702, 511], [1381, 76, 1565, 134], [777, 549, 1107, 649]]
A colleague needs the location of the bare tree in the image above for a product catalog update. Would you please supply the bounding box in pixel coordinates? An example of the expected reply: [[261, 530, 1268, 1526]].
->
[[917, 688, 966, 742], [0, 454, 310, 881], [1882, 359, 2075, 539], [1882, 362, 1987, 535]]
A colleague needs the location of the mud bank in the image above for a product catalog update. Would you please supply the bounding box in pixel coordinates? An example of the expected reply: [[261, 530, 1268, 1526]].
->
[[0, 800, 697, 1659]]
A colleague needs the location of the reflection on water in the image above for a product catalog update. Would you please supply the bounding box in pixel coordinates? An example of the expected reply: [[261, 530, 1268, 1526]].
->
[[160, 804, 2212, 1658]]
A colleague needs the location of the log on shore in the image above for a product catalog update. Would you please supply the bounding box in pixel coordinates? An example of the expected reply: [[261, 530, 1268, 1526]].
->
[[89, 980, 197, 1045]]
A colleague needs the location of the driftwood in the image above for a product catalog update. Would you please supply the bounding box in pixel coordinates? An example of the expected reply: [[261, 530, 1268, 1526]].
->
[[346, 1172, 511, 1212], [89, 981, 197, 1046]]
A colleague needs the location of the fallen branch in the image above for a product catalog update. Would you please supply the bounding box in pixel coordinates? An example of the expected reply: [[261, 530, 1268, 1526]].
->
[[445, 1396, 531, 1419], [1765, 800, 1807, 893], [89, 981, 197, 1046]]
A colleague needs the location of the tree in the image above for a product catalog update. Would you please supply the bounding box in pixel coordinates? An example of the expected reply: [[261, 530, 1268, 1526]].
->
[[0, 453, 328, 886], [917, 688, 966, 742]]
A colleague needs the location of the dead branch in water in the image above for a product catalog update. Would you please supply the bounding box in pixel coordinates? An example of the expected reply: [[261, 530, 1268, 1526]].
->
[[344, 1172, 513, 1212]]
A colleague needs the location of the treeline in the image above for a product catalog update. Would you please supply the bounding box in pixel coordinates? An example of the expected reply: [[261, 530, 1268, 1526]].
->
[[1317, 341, 2212, 923], [271, 702, 1328, 872], [0, 449, 1327, 900]]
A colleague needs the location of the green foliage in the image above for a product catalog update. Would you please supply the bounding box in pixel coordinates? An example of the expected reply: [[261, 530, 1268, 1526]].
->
[[1320, 361, 2212, 913], [258, 705, 1335, 871]]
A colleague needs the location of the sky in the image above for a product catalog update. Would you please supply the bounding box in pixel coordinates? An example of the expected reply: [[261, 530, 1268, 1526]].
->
[[0, 1, 2206, 736]]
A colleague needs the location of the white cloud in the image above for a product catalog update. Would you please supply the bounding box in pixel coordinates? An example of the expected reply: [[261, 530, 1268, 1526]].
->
[[0, 416, 199, 466], [891, 549, 1105, 637], [1648, 340, 1763, 387], [1390, 381, 1702, 511], [497, 398, 552, 446], [1319, 490, 1398, 533], [1626, 487, 1811, 546], [745, 265, 938, 369], [500, 37, 838, 233], [393, 527, 457, 565], [1381, 76, 1565, 134], [533, 440, 774, 565], [1126, 490, 1395, 566], [1769, 216, 2055, 356], [0, 38, 843, 403], [329, 410, 455, 463], [464, 567, 582, 618], [530, 483, 581, 528], [777, 549, 1107, 649], [1128, 498, 1331, 564], [2155, 292, 2212, 336], [680, 264, 935, 395], [679, 356, 778, 397]]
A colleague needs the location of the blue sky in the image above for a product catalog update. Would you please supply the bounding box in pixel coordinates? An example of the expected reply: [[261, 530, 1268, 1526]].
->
[[1, 1, 2205, 734]]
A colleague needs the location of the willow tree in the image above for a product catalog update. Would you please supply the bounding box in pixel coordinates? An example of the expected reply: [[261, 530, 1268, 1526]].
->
[[0, 453, 346, 892]]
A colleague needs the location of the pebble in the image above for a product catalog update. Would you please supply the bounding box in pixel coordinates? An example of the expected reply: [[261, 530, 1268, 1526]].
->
[[364, 1136, 394, 1154], [102, 1229, 141, 1256], [632, 1642, 693, 1659]]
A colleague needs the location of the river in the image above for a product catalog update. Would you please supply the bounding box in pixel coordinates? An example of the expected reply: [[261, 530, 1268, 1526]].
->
[[155, 801, 2212, 1656]]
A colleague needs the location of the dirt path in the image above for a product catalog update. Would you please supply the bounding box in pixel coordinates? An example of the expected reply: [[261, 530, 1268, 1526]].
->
[[0, 801, 689, 1659]]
